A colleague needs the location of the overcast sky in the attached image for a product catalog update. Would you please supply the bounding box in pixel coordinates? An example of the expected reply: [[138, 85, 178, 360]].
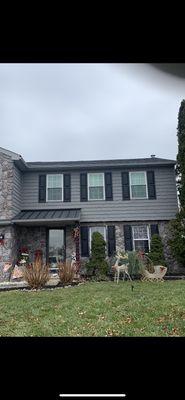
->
[[0, 63, 185, 162]]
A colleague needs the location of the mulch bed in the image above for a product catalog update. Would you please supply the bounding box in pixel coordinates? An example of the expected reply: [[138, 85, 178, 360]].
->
[[0, 280, 85, 292]]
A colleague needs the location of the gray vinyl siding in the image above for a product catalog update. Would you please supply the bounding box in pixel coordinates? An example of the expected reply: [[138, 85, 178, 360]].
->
[[21, 167, 178, 222], [12, 166, 22, 215]]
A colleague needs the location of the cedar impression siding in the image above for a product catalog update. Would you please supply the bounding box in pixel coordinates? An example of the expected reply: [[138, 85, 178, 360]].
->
[[12, 165, 23, 215], [21, 166, 178, 222]]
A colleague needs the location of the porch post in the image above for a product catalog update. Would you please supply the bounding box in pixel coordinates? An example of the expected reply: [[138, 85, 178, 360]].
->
[[75, 228, 80, 272], [73, 223, 81, 273]]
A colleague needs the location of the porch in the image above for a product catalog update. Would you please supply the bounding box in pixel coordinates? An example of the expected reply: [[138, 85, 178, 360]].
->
[[12, 208, 81, 269]]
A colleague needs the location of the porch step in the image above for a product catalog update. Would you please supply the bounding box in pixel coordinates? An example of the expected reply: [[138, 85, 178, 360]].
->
[[0, 281, 28, 290], [0, 276, 60, 290]]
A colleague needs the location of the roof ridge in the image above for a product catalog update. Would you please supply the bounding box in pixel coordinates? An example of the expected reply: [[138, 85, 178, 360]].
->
[[27, 157, 176, 164]]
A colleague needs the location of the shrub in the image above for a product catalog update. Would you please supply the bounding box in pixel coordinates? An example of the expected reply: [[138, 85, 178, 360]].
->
[[148, 234, 166, 266], [85, 231, 109, 279], [137, 251, 154, 272], [23, 259, 50, 289], [58, 261, 75, 285], [168, 212, 185, 266], [127, 251, 145, 277]]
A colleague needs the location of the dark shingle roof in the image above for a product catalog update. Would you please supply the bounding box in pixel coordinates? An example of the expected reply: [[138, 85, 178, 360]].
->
[[25, 157, 176, 171]]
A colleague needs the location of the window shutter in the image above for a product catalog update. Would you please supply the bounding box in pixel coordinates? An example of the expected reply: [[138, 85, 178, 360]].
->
[[147, 171, 156, 199], [80, 173, 88, 201], [150, 224, 159, 236], [122, 172, 130, 200], [124, 225, 133, 251], [39, 175, 46, 203], [80, 226, 89, 257], [144, 241, 149, 252], [107, 226, 116, 256], [105, 172, 113, 201], [64, 174, 71, 202]]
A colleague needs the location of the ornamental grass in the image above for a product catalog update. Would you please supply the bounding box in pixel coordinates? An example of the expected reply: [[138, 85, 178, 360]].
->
[[23, 258, 50, 289], [57, 261, 75, 285]]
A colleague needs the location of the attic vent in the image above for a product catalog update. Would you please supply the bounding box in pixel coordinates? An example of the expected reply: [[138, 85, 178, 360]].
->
[[150, 154, 156, 158]]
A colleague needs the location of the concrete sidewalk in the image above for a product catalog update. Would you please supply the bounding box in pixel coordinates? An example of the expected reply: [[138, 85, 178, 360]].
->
[[0, 275, 60, 290]]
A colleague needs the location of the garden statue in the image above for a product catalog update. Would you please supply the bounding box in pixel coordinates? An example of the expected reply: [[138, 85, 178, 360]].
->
[[11, 264, 24, 280], [9, 249, 29, 281], [71, 252, 80, 279], [112, 252, 132, 284], [141, 265, 167, 281], [137, 252, 168, 281], [71, 252, 77, 271]]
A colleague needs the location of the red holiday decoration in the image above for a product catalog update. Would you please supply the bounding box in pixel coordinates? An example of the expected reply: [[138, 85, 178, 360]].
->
[[34, 249, 43, 262], [19, 246, 29, 254], [72, 226, 80, 241], [72, 226, 81, 272]]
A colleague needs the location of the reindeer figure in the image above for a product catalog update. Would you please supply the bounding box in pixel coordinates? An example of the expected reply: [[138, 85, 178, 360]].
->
[[112, 252, 132, 284]]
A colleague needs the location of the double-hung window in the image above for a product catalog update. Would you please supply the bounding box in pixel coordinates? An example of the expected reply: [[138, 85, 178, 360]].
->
[[89, 226, 106, 250], [46, 174, 63, 201], [130, 171, 148, 199], [132, 225, 150, 252], [88, 173, 105, 200]]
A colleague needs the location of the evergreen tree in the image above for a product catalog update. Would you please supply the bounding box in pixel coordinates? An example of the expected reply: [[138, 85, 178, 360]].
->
[[86, 232, 109, 278], [168, 212, 185, 266], [148, 234, 166, 266], [168, 100, 185, 266], [176, 99, 185, 211]]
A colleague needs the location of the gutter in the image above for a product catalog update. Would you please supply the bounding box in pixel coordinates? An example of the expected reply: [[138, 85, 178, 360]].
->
[[12, 217, 80, 224], [24, 162, 176, 172], [0, 220, 12, 226], [13, 156, 29, 171]]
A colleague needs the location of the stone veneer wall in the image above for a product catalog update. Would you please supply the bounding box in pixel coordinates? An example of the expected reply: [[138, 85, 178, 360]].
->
[[0, 152, 14, 220], [0, 152, 23, 281], [65, 226, 76, 260], [115, 223, 125, 253], [0, 226, 19, 281], [16, 226, 47, 264]]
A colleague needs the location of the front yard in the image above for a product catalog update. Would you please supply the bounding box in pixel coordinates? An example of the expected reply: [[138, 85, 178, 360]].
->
[[0, 280, 185, 336]]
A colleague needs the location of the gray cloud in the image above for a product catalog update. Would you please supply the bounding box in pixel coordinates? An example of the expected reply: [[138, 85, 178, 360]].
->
[[0, 63, 184, 161]]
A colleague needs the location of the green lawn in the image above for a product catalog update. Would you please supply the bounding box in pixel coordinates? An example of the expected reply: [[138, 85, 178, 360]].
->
[[0, 281, 185, 336]]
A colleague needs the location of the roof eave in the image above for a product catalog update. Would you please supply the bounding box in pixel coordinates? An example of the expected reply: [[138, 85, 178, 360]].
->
[[14, 158, 29, 171], [0, 220, 12, 226], [12, 217, 80, 225], [25, 161, 176, 171]]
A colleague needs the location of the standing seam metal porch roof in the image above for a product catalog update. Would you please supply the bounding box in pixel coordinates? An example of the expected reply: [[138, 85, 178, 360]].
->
[[12, 209, 81, 222]]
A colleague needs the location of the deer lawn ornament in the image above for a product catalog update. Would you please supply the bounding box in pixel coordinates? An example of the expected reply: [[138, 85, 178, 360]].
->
[[112, 252, 132, 284]]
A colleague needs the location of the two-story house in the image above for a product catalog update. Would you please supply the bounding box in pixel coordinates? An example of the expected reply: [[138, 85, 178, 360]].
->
[[0, 147, 179, 280]]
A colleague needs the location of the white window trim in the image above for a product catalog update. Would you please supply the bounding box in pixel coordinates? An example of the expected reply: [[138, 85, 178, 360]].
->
[[46, 174, 63, 202], [132, 224, 150, 251], [89, 226, 106, 251], [129, 171, 148, 199], [87, 172, 105, 201]]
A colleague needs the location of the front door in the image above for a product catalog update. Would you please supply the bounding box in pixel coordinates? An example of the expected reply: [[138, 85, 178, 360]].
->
[[48, 229, 65, 269]]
